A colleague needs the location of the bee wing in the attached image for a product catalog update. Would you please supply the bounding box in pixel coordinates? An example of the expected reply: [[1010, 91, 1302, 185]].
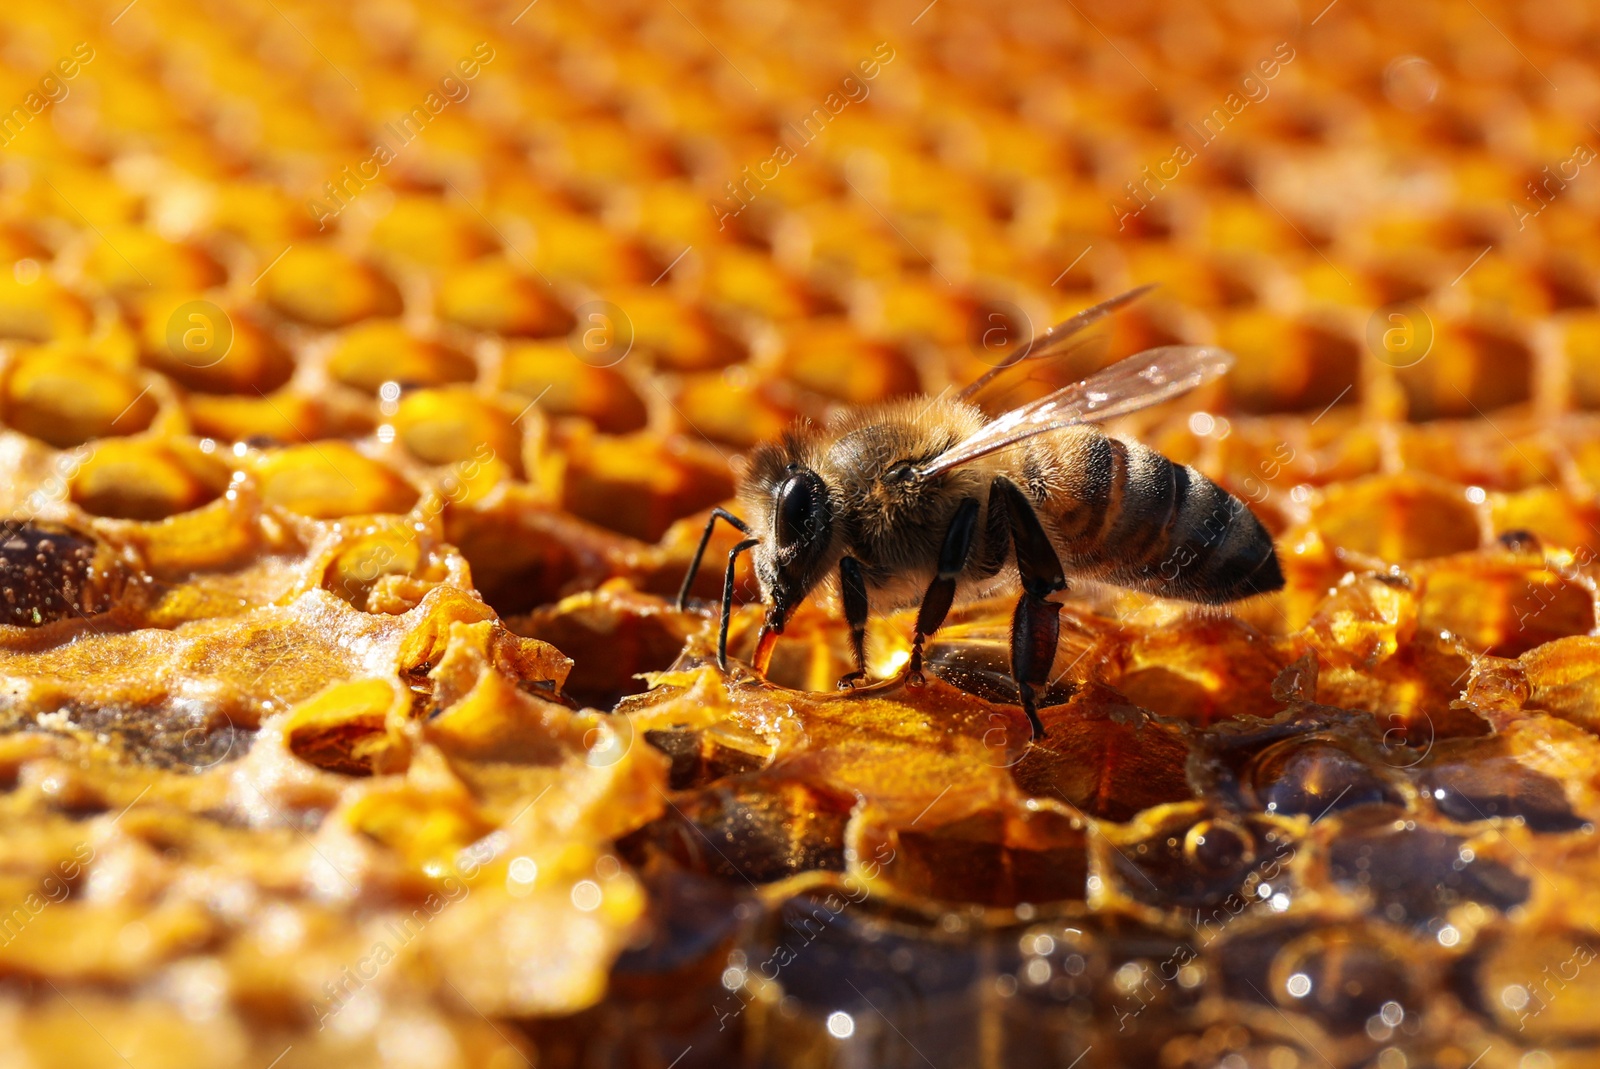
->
[[918, 345, 1233, 477], [955, 284, 1155, 402]]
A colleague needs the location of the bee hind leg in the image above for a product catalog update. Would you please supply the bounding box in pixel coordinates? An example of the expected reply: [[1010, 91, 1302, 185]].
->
[[837, 556, 870, 689], [995, 477, 1067, 741], [906, 497, 981, 685]]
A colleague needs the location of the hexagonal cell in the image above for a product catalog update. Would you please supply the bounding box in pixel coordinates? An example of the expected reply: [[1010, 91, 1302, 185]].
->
[[137, 293, 294, 394], [391, 387, 521, 475], [70, 440, 230, 521], [325, 320, 477, 394], [365, 196, 496, 269], [671, 373, 795, 448], [1216, 310, 1360, 415], [1418, 558, 1596, 658], [2, 351, 158, 447], [601, 288, 747, 372], [253, 442, 418, 518], [0, 273, 92, 342], [259, 244, 402, 327], [1313, 474, 1483, 561], [82, 228, 224, 298], [437, 259, 574, 337], [184, 390, 352, 444], [499, 340, 648, 435], [0, 522, 126, 627], [779, 318, 922, 404], [559, 433, 734, 542], [1396, 320, 1533, 421]]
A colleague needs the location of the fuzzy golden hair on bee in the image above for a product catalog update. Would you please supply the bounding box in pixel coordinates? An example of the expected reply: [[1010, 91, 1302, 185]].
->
[[677, 286, 1283, 741]]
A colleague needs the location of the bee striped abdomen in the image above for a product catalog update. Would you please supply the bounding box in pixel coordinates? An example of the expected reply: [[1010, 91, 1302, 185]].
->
[[1043, 434, 1280, 604]]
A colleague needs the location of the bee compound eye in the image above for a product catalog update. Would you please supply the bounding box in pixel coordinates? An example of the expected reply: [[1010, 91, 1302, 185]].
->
[[776, 474, 815, 541]]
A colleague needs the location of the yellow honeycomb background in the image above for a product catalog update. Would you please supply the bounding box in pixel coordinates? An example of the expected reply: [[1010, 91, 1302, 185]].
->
[[1, 0, 1600, 1067]]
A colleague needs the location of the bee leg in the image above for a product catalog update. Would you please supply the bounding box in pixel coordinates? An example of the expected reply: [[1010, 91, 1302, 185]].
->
[[995, 477, 1066, 741], [718, 538, 761, 672], [907, 497, 981, 684], [678, 508, 752, 611], [1010, 594, 1059, 741], [837, 556, 870, 689]]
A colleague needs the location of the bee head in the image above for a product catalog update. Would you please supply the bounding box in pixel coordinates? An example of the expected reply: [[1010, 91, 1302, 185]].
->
[[757, 463, 834, 632]]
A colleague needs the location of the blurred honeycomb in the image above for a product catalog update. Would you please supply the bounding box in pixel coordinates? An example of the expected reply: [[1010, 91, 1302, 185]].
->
[[1, 0, 1600, 1066]]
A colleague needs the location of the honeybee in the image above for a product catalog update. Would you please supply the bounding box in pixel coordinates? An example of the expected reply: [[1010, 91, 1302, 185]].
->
[[677, 287, 1283, 740]]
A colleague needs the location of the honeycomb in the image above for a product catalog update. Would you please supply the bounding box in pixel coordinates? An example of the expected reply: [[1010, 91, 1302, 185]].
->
[[0, 0, 1598, 1066]]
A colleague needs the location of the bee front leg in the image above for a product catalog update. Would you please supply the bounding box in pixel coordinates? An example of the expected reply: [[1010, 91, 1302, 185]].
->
[[678, 508, 752, 610], [718, 537, 761, 672], [837, 556, 870, 689], [907, 497, 981, 685], [994, 477, 1066, 741]]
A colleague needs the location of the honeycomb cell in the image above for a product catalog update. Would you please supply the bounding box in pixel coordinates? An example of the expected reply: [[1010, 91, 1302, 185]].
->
[[623, 779, 851, 883], [526, 212, 655, 286], [518, 583, 700, 707], [601, 287, 746, 372], [1216, 310, 1360, 414], [869, 806, 1090, 907], [137, 293, 294, 394], [559, 431, 736, 542], [1418, 737, 1584, 831], [259, 245, 402, 327], [283, 678, 410, 776], [253, 442, 418, 518], [670, 374, 794, 448], [1396, 320, 1533, 421], [325, 320, 477, 393], [499, 339, 648, 435], [1473, 931, 1600, 1044], [0, 522, 124, 627], [2, 351, 158, 447], [1262, 927, 1418, 1035], [1565, 311, 1600, 410], [70, 440, 228, 521], [437, 259, 575, 337], [391, 387, 521, 474], [1313, 474, 1483, 560], [703, 246, 829, 321], [1106, 805, 1296, 912], [780, 319, 922, 404], [184, 390, 335, 444], [366, 195, 496, 268], [1012, 684, 1194, 821], [81, 227, 224, 297], [0, 273, 92, 342], [1418, 558, 1596, 659], [1327, 824, 1529, 928]]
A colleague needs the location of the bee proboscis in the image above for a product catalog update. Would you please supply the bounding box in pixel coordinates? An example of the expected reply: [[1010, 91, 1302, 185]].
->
[[678, 287, 1283, 740]]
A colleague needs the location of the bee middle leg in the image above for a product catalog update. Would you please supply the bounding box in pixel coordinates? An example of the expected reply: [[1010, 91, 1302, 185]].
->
[[906, 496, 981, 684], [994, 476, 1066, 741], [837, 556, 870, 689]]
